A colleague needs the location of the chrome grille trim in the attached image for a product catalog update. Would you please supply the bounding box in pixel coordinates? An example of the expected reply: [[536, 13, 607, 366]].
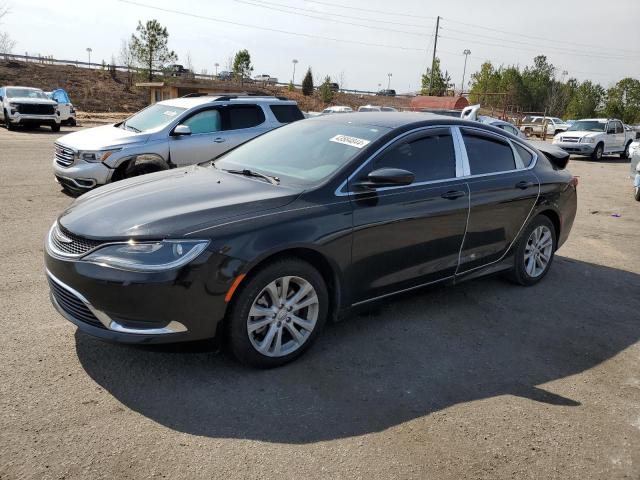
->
[[560, 136, 580, 143], [47, 223, 104, 258], [54, 143, 75, 167]]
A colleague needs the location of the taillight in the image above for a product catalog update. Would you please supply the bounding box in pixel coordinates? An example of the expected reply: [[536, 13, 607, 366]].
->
[[570, 176, 579, 187]]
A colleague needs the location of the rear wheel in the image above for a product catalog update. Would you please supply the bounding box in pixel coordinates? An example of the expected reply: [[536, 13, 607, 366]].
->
[[634, 187, 640, 202], [590, 143, 603, 160], [227, 258, 328, 368], [507, 215, 556, 286], [621, 141, 632, 159]]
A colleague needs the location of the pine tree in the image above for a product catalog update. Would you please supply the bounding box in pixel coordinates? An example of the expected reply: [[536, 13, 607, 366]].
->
[[302, 68, 314, 96]]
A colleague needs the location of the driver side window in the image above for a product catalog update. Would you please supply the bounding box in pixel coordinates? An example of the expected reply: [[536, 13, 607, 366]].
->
[[372, 128, 456, 182], [182, 109, 221, 134]]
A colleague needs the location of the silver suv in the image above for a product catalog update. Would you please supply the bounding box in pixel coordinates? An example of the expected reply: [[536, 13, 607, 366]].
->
[[52, 94, 304, 194]]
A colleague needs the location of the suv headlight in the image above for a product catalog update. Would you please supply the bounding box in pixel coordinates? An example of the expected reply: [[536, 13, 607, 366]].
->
[[79, 149, 121, 162], [580, 137, 595, 144], [9, 102, 19, 108], [83, 240, 209, 272]]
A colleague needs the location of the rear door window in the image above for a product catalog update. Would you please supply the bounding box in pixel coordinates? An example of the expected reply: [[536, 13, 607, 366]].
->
[[462, 129, 516, 175], [269, 104, 304, 123], [224, 105, 265, 130], [373, 128, 456, 182]]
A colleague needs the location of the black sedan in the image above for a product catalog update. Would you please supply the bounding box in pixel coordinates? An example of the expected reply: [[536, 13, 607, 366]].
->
[[45, 113, 577, 368]]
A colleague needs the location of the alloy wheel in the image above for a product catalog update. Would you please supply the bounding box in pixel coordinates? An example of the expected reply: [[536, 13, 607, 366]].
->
[[524, 225, 553, 278], [246, 276, 319, 357]]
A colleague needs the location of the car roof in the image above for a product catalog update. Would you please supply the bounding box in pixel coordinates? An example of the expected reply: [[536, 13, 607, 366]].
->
[[159, 95, 297, 109], [306, 111, 476, 128], [3, 85, 43, 90]]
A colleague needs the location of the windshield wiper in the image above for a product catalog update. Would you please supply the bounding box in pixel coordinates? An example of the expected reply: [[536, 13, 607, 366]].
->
[[222, 168, 280, 185], [123, 122, 141, 133]]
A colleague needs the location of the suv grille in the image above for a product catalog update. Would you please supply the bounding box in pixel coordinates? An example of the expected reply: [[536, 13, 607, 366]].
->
[[50, 224, 104, 257], [17, 103, 56, 115], [561, 136, 580, 143], [54, 143, 75, 167], [48, 277, 104, 328]]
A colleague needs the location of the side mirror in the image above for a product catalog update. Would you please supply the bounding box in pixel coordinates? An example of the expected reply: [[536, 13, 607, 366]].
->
[[353, 168, 415, 189], [172, 124, 192, 136]]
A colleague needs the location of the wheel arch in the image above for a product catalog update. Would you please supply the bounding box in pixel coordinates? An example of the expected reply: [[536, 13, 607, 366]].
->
[[534, 208, 561, 244], [111, 153, 170, 181]]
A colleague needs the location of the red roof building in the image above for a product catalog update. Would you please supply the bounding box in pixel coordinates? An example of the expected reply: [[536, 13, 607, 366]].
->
[[409, 96, 469, 111]]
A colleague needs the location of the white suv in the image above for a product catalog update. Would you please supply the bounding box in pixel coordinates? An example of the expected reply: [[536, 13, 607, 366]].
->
[[552, 118, 632, 160], [52, 94, 304, 194], [1, 86, 61, 131]]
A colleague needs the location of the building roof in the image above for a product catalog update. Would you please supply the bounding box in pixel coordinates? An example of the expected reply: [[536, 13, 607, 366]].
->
[[409, 95, 469, 111]]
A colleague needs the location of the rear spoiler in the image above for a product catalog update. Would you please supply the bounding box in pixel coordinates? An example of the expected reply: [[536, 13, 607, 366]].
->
[[528, 141, 570, 169]]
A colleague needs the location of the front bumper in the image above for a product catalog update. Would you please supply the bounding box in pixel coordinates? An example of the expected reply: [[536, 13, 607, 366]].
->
[[8, 113, 60, 125], [52, 157, 112, 190], [44, 236, 241, 344], [553, 142, 595, 155]]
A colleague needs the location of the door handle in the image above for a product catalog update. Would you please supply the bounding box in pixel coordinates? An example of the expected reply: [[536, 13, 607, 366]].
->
[[213, 137, 226, 143], [516, 181, 535, 189], [441, 190, 466, 200]]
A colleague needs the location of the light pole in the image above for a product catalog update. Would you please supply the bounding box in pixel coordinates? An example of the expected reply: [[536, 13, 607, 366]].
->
[[86, 47, 92, 68], [387, 72, 392, 90], [214, 62, 219, 76], [291, 59, 298, 84], [461, 49, 471, 94]]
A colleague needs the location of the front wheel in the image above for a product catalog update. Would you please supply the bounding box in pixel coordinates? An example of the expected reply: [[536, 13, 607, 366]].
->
[[590, 143, 603, 160], [51, 123, 60, 132], [227, 258, 328, 368], [635, 187, 640, 202], [621, 141, 632, 159], [507, 215, 556, 286]]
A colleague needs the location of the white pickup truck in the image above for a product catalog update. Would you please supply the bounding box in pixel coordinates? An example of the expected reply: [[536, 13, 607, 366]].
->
[[552, 118, 635, 160], [520, 116, 569, 137]]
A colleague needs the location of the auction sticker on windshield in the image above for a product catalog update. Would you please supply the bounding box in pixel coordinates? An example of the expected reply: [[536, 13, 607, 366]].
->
[[330, 134, 371, 149]]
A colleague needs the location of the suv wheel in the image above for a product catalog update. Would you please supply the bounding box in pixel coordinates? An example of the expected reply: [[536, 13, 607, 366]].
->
[[621, 141, 632, 159], [507, 215, 556, 286], [590, 143, 603, 160], [124, 159, 168, 178], [51, 123, 60, 132], [635, 187, 640, 202], [227, 258, 328, 368]]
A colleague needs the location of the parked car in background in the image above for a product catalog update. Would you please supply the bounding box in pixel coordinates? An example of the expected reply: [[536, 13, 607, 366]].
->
[[217, 71, 233, 81], [1, 86, 61, 131], [358, 105, 397, 112], [46, 89, 76, 126], [629, 141, 640, 201], [552, 118, 632, 160], [329, 82, 340, 92], [321, 106, 353, 114], [45, 112, 577, 367], [166, 64, 192, 77], [254, 74, 278, 85], [459, 104, 526, 139], [418, 108, 463, 118], [52, 94, 304, 194], [376, 89, 396, 96], [520, 116, 569, 137]]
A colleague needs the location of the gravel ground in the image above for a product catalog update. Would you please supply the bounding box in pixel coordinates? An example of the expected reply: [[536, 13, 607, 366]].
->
[[1, 125, 639, 480]]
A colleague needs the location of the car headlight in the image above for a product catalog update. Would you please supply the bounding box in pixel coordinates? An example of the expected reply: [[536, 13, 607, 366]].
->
[[580, 137, 595, 144], [83, 240, 209, 272], [552, 136, 560, 144], [79, 149, 121, 162]]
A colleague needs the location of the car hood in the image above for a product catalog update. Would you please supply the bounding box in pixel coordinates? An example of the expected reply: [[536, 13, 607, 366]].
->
[[58, 166, 302, 240], [558, 130, 603, 138], [56, 124, 151, 150], [8, 97, 57, 106]]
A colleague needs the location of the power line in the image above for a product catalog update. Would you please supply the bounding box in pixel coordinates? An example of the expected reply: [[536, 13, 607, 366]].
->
[[442, 17, 640, 56], [232, 0, 429, 37], [244, 0, 431, 29], [116, 0, 427, 51], [295, 0, 436, 20]]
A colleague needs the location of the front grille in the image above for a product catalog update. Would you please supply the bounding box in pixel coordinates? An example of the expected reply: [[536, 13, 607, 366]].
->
[[561, 136, 580, 143], [17, 103, 55, 115], [50, 224, 104, 257], [54, 143, 75, 167], [48, 277, 104, 328]]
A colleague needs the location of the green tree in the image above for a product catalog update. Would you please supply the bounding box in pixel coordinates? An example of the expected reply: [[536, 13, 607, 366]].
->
[[302, 67, 314, 96], [232, 49, 253, 80], [603, 78, 640, 124], [421, 58, 451, 96], [565, 81, 605, 119], [130, 19, 177, 81], [468, 61, 501, 106], [319, 75, 334, 103], [521, 55, 555, 111]]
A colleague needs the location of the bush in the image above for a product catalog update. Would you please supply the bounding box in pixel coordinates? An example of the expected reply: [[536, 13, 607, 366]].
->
[[319, 76, 333, 103]]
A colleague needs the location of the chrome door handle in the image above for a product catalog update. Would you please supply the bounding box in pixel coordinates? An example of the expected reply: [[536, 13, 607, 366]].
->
[[441, 190, 466, 200], [213, 137, 225, 143]]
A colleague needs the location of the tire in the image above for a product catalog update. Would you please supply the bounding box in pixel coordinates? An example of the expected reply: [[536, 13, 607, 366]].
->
[[124, 159, 168, 178], [507, 215, 557, 286], [68, 118, 77, 127], [51, 123, 60, 132], [621, 141, 632, 159], [590, 143, 603, 161], [635, 187, 640, 202], [227, 258, 329, 368]]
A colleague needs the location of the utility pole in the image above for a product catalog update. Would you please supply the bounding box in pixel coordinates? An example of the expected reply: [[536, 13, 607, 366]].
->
[[292, 59, 298, 84], [428, 16, 440, 96], [214, 62, 219, 76], [461, 49, 471, 94], [387, 72, 392, 90], [86, 47, 92, 68]]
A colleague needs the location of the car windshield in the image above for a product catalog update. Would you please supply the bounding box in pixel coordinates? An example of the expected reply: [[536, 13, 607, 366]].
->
[[567, 120, 606, 132], [122, 103, 187, 133], [214, 120, 391, 185], [359, 107, 379, 112], [551, 118, 563, 123], [6, 88, 47, 99]]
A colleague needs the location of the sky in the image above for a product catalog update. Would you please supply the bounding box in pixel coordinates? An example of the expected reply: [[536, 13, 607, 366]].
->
[[2, 0, 639, 93]]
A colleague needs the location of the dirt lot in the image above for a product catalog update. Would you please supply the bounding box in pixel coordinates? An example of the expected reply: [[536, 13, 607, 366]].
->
[[0, 125, 639, 480]]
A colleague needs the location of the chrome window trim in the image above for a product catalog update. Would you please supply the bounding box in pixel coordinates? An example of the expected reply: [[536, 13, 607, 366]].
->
[[334, 124, 539, 196]]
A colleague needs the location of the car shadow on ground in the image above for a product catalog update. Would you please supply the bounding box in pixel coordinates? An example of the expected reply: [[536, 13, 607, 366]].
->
[[571, 155, 630, 165], [3, 126, 73, 135], [75, 256, 640, 444]]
